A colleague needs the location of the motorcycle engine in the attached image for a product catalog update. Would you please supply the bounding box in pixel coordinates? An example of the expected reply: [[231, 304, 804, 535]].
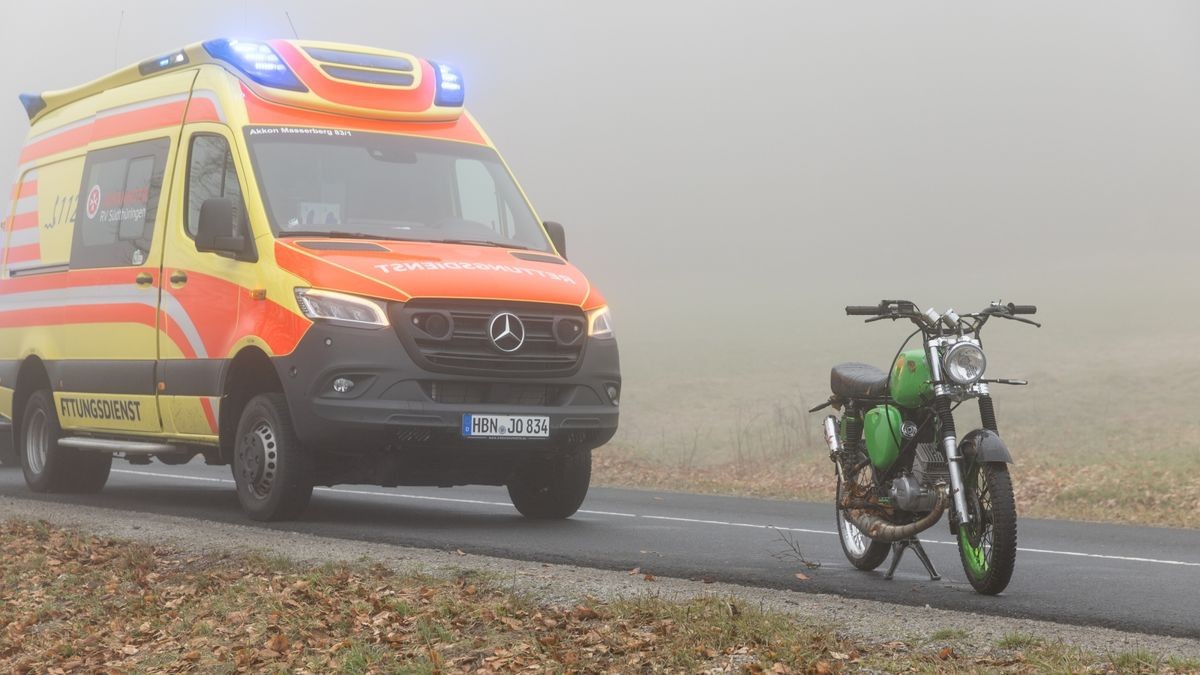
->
[[888, 442, 949, 512]]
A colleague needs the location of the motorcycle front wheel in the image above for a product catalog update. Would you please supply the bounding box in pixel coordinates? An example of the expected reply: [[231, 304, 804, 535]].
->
[[835, 475, 890, 570], [957, 462, 1017, 594]]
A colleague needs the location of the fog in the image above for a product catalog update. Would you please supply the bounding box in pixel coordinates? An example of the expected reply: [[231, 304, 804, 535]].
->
[[4, 1, 1199, 363]]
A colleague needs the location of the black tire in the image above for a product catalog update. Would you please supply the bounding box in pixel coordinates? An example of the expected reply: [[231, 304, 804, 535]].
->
[[956, 462, 1017, 595], [20, 390, 111, 493], [835, 476, 890, 570], [232, 393, 313, 521], [0, 427, 17, 466], [507, 449, 591, 519]]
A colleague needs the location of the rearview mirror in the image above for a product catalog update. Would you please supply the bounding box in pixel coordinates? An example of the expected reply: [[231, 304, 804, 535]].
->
[[195, 198, 256, 262], [543, 221, 566, 259]]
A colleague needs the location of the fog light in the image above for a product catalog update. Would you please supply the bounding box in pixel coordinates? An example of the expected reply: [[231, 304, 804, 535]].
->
[[332, 377, 355, 394], [605, 384, 620, 406]]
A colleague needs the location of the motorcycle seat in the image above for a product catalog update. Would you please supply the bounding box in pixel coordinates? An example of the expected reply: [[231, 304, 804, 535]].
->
[[831, 362, 890, 399]]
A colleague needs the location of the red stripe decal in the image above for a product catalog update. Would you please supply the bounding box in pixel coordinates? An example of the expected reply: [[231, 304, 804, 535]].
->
[[0, 303, 156, 331], [17, 180, 36, 199], [199, 398, 218, 433], [18, 99, 189, 165], [6, 244, 40, 263], [184, 97, 221, 124], [10, 212, 38, 231]]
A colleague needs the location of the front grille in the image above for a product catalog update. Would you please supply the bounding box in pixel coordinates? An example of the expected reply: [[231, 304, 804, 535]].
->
[[421, 381, 565, 406], [392, 300, 587, 377]]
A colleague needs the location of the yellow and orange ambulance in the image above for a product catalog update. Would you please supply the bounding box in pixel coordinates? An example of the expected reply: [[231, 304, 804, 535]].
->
[[0, 39, 619, 520]]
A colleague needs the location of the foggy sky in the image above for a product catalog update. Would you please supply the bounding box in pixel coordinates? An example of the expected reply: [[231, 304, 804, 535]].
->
[[3, 1, 1199, 346]]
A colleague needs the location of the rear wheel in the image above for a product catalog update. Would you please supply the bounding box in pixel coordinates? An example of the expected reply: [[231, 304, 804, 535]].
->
[[507, 449, 591, 519], [957, 462, 1017, 595], [835, 473, 890, 570], [21, 390, 111, 493], [232, 393, 313, 521]]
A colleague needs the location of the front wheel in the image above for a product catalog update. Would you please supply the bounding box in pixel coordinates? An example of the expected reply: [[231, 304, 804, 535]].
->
[[507, 449, 591, 519], [835, 474, 890, 570], [957, 462, 1017, 595], [232, 393, 313, 521]]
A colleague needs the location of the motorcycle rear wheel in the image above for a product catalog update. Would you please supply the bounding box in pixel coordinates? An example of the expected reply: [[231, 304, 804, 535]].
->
[[957, 462, 1017, 595], [835, 475, 890, 570]]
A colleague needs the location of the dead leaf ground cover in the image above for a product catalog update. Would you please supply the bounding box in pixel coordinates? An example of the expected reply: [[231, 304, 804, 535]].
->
[[3, 520, 1197, 674]]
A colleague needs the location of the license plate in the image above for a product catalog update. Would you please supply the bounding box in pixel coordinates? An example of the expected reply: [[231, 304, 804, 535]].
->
[[462, 414, 550, 438]]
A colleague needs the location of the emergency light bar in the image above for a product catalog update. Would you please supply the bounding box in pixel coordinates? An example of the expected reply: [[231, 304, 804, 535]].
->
[[203, 38, 308, 92], [431, 62, 465, 108]]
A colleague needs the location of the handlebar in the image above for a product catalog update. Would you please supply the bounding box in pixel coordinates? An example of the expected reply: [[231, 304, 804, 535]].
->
[[845, 305, 881, 316], [1007, 303, 1037, 315]]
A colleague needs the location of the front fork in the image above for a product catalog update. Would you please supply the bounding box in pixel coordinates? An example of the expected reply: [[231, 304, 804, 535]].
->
[[937, 393, 999, 527]]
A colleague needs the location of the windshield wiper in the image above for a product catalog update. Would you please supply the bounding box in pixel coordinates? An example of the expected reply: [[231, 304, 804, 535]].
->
[[439, 238, 534, 251], [277, 230, 419, 242]]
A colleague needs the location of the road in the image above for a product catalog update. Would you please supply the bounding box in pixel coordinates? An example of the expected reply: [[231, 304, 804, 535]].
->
[[1, 461, 1197, 639]]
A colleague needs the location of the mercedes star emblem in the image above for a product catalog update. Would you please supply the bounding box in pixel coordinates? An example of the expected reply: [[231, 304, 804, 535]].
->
[[489, 312, 526, 352]]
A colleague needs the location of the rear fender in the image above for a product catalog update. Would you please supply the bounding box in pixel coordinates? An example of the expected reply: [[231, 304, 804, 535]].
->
[[959, 428, 1013, 464]]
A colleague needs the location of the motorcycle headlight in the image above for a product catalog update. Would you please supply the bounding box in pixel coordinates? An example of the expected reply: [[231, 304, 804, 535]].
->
[[587, 305, 615, 339], [294, 288, 389, 327], [944, 342, 987, 385]]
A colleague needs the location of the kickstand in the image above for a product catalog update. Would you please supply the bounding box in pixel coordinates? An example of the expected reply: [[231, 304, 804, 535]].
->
[[883, 537, 941, 581]]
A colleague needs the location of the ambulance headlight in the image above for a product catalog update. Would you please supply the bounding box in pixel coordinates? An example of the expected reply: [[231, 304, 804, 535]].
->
[[944, 342, 987, 385], [295, 288, 389, 327], [587, 306, 615, 339], [431, 61, 465, 107]]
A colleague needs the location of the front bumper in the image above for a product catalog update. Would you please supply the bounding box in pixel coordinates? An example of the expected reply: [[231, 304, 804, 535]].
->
[[273, 321, 620, 454]]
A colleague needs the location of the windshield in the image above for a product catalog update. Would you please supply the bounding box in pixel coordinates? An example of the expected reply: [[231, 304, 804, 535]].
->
[[244, 127, 551, 252]]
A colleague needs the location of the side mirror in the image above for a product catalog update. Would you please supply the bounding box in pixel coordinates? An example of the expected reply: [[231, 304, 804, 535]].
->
[[543, 221, 566, 259], [195, 198, 256, 261]]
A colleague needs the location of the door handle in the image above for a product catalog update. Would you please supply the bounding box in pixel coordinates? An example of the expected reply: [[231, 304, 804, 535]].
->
[[135, 272, 154, 286], [169, 270, 189, 286]]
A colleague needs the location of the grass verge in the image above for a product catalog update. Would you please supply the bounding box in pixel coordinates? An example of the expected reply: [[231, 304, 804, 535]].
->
[[2, 520, 1196, 673]]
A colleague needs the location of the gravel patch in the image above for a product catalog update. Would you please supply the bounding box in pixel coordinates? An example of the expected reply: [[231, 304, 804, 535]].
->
[[3, 494, 1196, 661]]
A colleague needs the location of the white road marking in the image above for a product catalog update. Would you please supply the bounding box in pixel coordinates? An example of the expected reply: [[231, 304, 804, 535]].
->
[[109, 469, 1200, 568]]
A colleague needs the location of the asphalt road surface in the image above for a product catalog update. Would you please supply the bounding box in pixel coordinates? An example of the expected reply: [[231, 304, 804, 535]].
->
[[1, 461, 1196, 639]]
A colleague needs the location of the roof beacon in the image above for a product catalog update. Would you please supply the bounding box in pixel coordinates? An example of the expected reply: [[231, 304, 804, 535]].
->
[[432, 62, 465, 107], [202, 38, 308, 92]]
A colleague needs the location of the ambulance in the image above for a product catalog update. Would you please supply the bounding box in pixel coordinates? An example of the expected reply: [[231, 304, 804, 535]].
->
[[0, 39, 620, 520]]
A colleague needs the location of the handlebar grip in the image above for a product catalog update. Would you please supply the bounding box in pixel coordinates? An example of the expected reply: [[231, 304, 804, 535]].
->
[[845, 305, 880, 316], [1007, 303, 1037, 315]]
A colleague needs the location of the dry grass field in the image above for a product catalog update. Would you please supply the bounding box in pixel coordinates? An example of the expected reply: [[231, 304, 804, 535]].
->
[[594, 306, 1200, 529]]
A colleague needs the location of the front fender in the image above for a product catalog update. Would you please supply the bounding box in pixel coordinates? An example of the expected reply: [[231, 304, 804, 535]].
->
[[959, 428, 1013, 464]]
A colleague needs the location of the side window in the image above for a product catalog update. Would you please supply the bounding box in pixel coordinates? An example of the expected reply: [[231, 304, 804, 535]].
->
[[69, 138, 169, 269], [455, 159, 513, 238], [186, 134, 246, 238]]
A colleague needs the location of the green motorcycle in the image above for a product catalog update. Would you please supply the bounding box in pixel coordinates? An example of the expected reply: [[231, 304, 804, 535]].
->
[[811, 300, 1038, 594]]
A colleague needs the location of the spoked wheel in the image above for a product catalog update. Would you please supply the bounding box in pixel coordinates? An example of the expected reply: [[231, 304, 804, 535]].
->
[[835, 469, 890, 570], [957, 461, 1017, 595], [232, 393, 313, 521]]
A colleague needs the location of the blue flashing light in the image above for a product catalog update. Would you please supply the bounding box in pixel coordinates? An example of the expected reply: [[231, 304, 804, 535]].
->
[[202, 38, 308, 92], [431, 61, 465, 107]]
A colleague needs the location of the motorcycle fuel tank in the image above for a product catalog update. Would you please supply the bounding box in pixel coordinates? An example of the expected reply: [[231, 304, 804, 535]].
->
[[891, 349, 933, 408], [864, 404, 903, 470]]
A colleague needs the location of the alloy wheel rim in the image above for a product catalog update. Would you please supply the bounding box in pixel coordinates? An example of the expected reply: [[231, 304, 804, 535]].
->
[[238, 419, 278, 500], [25, 409, 48, 474]]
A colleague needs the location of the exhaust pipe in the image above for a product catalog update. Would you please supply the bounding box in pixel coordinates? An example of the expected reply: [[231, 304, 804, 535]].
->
[[845, 492, 948, 543], [822, 416, 841, 454]]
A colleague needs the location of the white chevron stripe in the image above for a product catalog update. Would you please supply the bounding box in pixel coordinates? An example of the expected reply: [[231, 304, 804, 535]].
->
[[0, 283, 208, 358]]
